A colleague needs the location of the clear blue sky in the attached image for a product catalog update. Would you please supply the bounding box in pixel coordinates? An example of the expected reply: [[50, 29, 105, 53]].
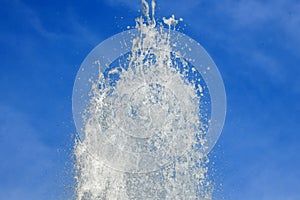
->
[[1, 0, 300, 199]]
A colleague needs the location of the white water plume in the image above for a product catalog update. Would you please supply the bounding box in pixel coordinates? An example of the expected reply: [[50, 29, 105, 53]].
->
[[72, 1, 226, 199]]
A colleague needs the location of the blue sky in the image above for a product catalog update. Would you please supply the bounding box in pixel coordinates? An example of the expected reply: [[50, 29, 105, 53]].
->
[[1, 0, 300, 199]]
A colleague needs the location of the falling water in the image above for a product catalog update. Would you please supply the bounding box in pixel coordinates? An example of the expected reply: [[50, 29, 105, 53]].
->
[[73, 0, 221, 199]]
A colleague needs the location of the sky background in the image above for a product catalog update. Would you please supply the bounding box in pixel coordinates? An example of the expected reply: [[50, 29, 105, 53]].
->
[[1, 0, 300, 199]]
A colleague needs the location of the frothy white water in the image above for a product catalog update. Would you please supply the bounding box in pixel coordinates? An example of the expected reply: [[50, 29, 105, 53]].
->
[[74, 0, 214, 199]]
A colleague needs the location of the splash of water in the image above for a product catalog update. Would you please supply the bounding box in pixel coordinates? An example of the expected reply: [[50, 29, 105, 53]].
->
[[74, 0, 214, 199]]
